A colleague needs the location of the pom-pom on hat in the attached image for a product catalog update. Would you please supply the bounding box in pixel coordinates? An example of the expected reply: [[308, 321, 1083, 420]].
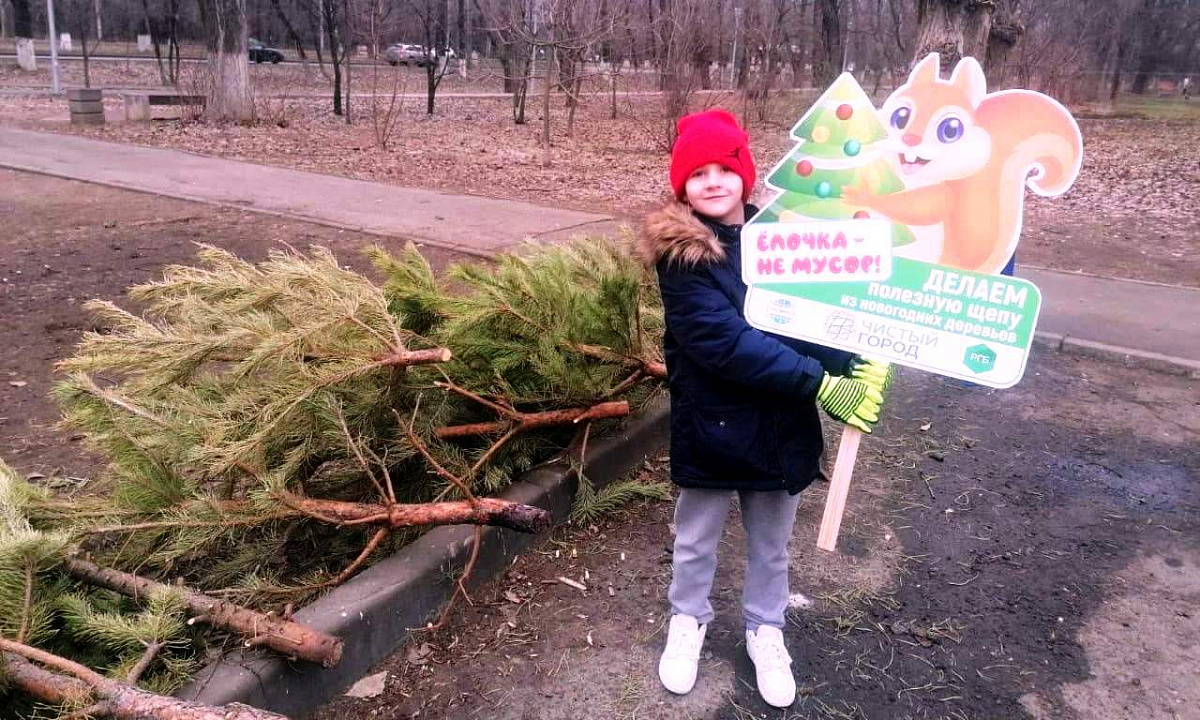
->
[[669, 109, 756, 202]]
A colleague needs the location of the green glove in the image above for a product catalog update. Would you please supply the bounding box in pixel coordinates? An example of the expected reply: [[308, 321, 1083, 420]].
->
[[818, 373, 884, 433], [849, 356, 894, 393]]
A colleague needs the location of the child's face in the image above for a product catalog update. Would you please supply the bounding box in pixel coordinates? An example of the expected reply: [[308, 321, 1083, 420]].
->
[[684, 163, 744, 224]]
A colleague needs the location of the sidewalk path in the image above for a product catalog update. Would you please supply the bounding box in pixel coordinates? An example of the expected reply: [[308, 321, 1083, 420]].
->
[[2, 126, 1196, 370], [1022, 267, 1200, 370], [0, 126, 622, 257]]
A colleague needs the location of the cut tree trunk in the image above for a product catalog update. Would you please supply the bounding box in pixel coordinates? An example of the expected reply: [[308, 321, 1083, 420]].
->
[[283, 494, 552, 534], [436, 401, 630, 438], [63, 556, 343, 667], [569, 344, 666, 378], [1, 646, 287, 720]]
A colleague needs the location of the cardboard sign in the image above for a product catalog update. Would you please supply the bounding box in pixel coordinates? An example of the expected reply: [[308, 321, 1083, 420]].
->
[[746, 261, 1042, 387], [743, 53, 1082, 388]]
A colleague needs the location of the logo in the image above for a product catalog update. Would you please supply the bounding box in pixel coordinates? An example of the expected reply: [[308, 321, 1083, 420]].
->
[[825, 312, 856, 342], [963, 344, 996, 373], [727, 146, 743, 168], [768, 297, 795, 326]]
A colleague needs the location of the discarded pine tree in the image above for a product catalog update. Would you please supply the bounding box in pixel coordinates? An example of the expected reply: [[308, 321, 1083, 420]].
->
[[3, 237, 670, 713]]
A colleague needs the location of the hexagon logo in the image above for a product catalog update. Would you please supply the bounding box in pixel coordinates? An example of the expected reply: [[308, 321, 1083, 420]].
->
[[963, 344, 996, 373]]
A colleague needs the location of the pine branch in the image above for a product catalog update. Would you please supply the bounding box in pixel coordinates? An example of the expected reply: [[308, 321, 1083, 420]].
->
[[16, 563, 33, 643], [125, 642, 165, 684], [62, 556, 344, 668], [278, 493, 550, 534], [435, 401, 630, 438], [1, 645, 289, 720]]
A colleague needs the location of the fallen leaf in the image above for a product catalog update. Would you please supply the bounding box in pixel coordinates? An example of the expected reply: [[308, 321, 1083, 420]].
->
[[405, 642, 433, 665], [344, 671, 387, 699], [503, 589, 522, 604]]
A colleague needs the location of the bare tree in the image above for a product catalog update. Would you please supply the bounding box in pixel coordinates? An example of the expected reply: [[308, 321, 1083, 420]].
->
[[198, 0, 255, 122], [143, 0, 183, 86], [64, 0, 96, 87], [7, 0, 33, 70], [410, 0, 455, 114], [812, 0, 842, 86], [365, 0, 406, 146], [911, 0, 993, 71], [983, 0, 1022, 85], [475, 0, 536, 122], [655, 0, 709, 148]]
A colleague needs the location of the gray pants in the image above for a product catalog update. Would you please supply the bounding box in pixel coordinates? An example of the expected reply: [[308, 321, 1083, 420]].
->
[[667, 487, 803, 632]]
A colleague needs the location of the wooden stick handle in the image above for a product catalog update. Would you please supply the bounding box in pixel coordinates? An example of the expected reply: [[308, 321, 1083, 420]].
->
[[817, 427, 862, 552]]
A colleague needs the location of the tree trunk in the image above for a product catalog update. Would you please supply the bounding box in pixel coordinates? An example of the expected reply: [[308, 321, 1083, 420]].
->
[[2, 647, 288, 720], [267, 0, 309, 63], [141, 0, 167, 85], [79, 19, 92, 89], [812, 0, 840, 87], [8, 0, 30, 37], [197, 0, 255, 122], [457, 0, 465, 57], [911, 0, 995, 73], [983, 0, 1022, 86], [1109, 37, 1127, 100], [540, 39, 554, 167], [63, 556, 344, 667]]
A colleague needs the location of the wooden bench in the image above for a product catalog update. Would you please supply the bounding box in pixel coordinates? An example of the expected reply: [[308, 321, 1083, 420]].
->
[[122, 92, 206, 121]]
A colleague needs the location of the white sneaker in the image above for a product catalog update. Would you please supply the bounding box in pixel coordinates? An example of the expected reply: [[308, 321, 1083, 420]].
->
[[658, 614, 706, 694], [746, 625, 797, 707]]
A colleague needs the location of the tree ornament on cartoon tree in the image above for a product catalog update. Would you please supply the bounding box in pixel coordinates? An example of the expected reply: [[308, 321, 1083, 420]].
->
[[753, 73, 914, 248]]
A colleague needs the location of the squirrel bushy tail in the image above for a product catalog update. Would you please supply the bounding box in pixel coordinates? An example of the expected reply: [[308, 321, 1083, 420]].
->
[[967, 90, 1083, 272], [976, 90, 1082, 198]]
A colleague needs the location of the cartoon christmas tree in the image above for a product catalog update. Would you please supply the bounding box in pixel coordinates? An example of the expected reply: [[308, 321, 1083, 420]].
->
[[751, 73, 914, 247]]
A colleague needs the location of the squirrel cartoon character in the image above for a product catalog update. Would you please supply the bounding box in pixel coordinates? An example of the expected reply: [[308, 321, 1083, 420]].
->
[[842, 54, 1083, 275]]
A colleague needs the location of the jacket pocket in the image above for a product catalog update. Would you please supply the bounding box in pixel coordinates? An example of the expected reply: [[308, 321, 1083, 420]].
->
[[689, 403, 781, 478]]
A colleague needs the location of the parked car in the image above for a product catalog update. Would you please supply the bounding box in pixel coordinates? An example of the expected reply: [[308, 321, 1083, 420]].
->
[[248, 39, 284, 64], [385, 44, 427, 66]]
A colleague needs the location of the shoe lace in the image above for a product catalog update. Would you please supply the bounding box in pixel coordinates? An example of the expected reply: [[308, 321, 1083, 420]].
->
[[663, 622, 699, 660], [753, 632, 791, 669]]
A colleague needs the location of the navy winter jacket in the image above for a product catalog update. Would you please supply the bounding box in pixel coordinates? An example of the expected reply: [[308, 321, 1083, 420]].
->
[[639, 202, 856, 494]]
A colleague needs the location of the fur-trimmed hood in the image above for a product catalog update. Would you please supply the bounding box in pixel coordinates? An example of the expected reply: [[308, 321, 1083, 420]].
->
[[637, 202, 726, 268]]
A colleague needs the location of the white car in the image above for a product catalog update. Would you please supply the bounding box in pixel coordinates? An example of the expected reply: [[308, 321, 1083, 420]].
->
[[385, 44, 427, 66]]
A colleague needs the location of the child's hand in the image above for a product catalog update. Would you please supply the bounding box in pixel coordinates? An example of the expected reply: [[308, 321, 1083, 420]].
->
[[817, 373, 885, 433], [849, 356, 894, 393]]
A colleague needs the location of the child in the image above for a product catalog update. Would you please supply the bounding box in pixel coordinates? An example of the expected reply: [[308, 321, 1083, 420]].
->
[[638, 109, 890, 708]]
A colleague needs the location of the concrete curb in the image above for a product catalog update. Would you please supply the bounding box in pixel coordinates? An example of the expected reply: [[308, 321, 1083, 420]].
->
[[176, 400, 670, 717], [1034, 331, 1200, 378]]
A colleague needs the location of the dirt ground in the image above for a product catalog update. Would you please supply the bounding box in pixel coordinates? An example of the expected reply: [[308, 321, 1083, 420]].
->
[[312, 349, 1199, 720], [2, 60, 1198, 287], [0, 168, 471, 479]]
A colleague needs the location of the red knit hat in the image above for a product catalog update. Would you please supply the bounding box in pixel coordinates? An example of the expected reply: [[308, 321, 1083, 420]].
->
[[669, 109, 756, 202]]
